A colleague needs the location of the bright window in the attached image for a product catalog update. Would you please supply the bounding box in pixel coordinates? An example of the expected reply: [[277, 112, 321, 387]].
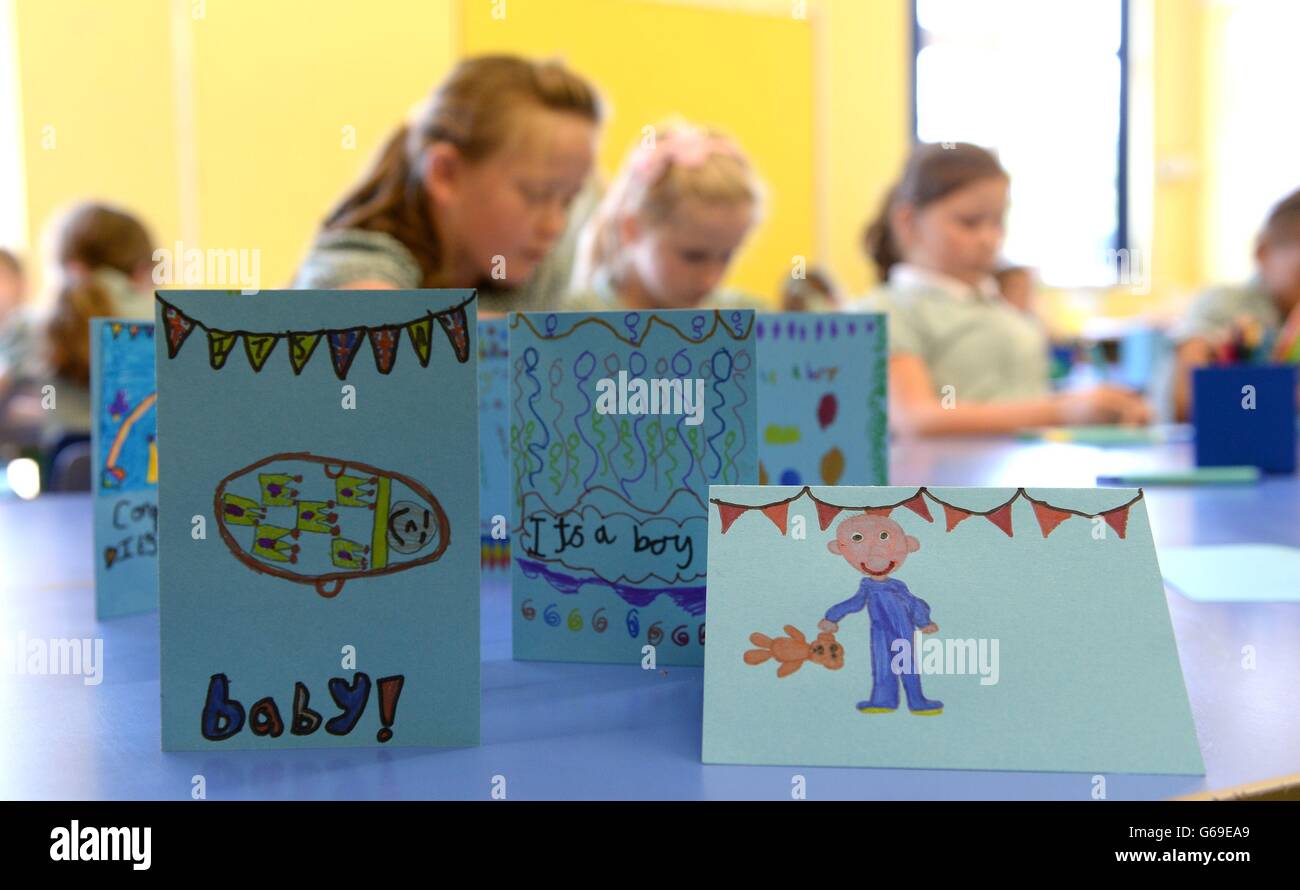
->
[[913, 0, 1127, 287]]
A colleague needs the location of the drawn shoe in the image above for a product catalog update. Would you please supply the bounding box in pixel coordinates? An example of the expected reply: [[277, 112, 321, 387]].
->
[[856, 699, 897, 714], [909, 698, 944, 715]]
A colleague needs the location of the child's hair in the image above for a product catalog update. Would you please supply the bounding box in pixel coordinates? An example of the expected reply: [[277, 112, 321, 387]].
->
[[0, 247, 22, 278], [780, 267, 838, 312], [323, 55, 602, 288], [572, 122, 763, 292], [1261, 187, 1300, 244], [52, 203, 154, 276], [863, 142, 1008, 282], [42, 203, 155, 385]]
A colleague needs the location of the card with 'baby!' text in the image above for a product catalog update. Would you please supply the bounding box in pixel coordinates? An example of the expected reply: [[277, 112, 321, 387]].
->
[[155, 289, 480, 750]]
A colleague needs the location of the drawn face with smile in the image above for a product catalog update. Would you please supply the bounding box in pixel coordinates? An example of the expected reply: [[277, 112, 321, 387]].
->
[[387, 500, 439, 554], [827, 514, 919, 577]]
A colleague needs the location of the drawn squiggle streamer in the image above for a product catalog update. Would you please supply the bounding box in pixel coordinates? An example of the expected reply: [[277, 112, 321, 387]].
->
[[602, 353, 622, 481], [670, 348, 696, 490], [727, 347, 752, 479], [645, 420, 662, 492], [705, 347, 733, 480], [564, 432, 580, 489], [509, 356, 526, 494], [621, 350, 650, 496], [547, 357, 566, 456], [663, 426, 680, 488], [547, 440, 565, 494], [522, 347, 549, 488], [574, 350, 601, 488], [721, 429, 737, 483]]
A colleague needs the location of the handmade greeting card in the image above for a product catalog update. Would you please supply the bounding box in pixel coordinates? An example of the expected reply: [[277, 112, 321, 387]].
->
[[510, 309, 757, 665], [756, 313, 887, 486], [478, 317, 510, 571], [90, 319, 158, 619], [703, 485, 1204, 774], [155, 290, 480, 750]]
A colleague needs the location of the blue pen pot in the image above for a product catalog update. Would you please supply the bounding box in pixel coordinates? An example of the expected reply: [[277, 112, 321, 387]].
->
[[1192, 363, 1297, 474]]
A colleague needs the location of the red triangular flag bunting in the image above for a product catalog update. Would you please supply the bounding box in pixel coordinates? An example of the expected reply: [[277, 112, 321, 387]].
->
[[985, 502, 1015, 537], [942, 504, 971, 532], [1103, 506, 1130, 539], [1031, 501, 1071, 538], [717, 502, 747, 534], [761, 502, 789, 535], [814, 500, 842, 530], [901, 491, 933, 522], [162, 303, 195, 358], [436, 305, 471, 363]]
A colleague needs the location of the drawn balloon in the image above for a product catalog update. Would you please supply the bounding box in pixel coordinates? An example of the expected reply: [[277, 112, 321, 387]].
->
[[816, 392, 838, 430]]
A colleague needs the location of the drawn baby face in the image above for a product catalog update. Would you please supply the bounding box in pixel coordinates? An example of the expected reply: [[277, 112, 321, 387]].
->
[[827, 514, 919, 577], [387, 500, 438, 554]]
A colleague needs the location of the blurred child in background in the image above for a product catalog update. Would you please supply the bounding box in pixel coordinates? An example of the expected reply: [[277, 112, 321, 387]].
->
[[780, 267, 841, 313], [855, 142, 1151, 437], [1169, 188, 1300, 420], [294, 55, 602, 313], [0, 248, 25, 326], [1, 203, 156, 436], [568, 121, 763, 311], [0, 248, 29, 381]]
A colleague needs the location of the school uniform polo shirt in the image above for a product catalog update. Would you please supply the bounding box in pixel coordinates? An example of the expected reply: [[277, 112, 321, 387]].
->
[[851, 264, 1052, 403]]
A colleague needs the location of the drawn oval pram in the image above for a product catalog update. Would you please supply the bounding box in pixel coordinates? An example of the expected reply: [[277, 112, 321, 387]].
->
[[214, 451, 449, 598]]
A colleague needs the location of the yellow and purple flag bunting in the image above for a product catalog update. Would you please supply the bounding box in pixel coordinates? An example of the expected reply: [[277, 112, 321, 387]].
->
[[156, 295, 473, 380]]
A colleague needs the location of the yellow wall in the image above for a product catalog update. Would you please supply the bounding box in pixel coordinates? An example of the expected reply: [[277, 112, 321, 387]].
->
[[1150, 0, 1204, 298], [817, 0, 911, 296], [13, 0, 182, 294], [184, 0, 456, 287]]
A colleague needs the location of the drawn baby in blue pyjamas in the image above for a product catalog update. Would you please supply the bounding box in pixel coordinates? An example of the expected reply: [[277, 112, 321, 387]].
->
[[818, 513, 943, 715]]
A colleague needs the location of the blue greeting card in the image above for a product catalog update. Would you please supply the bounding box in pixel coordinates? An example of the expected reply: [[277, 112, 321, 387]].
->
[[702, 485, 1204, 774], [478, 318, 510, 571], [90, 319, 158, 619], [155, 290, 480, 750], [510, 309, 757, 665], [756, 313, 887, 486]]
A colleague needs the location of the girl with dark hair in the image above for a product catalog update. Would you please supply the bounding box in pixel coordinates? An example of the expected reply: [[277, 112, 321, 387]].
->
[[856, 142, 1150, 437]]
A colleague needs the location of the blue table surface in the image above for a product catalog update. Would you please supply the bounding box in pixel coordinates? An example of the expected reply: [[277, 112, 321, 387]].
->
[[3, 435, 1298, 800]]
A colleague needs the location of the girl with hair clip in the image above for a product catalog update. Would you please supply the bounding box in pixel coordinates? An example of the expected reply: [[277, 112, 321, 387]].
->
[[855, 142, 1151, 437], [567, 121, 763, 311], [294, 55, 603, 314]]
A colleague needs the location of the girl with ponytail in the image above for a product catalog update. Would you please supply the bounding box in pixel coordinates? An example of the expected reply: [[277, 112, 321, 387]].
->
[[855, 142, 1150, 436], [294, 55, 602, 313]]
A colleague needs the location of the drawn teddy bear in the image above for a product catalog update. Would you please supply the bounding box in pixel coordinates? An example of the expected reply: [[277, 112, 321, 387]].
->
[[744, 625, 845, 677]]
